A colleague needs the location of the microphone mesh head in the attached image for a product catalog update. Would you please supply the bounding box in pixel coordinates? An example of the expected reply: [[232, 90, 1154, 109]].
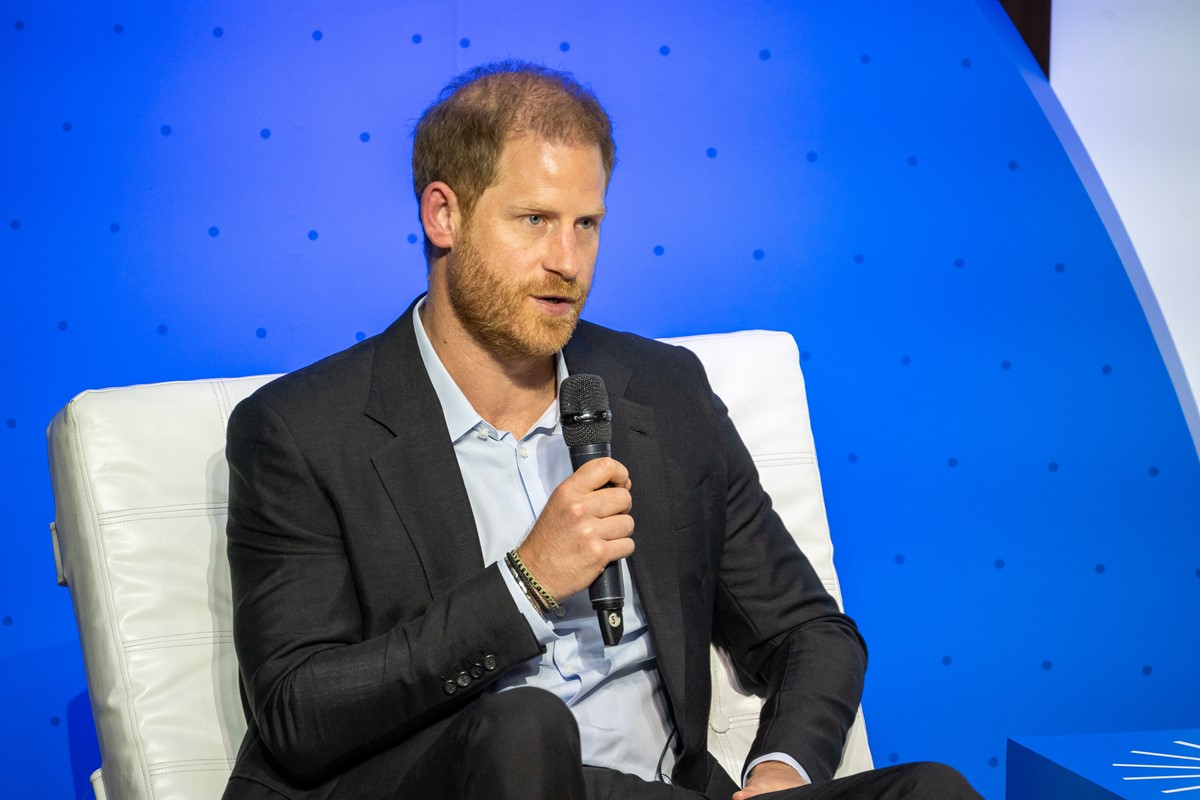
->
[[560, 374, 612, 446]]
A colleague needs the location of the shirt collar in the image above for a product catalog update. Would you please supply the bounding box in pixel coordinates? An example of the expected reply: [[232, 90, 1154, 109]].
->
[[412, 297, 568, 443]]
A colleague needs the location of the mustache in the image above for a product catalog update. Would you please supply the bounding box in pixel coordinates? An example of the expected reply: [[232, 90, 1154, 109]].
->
[[525, 277, 587, 302]]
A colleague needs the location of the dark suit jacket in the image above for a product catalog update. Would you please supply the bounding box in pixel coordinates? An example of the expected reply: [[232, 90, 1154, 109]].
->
[[222, 300, 866, 799]]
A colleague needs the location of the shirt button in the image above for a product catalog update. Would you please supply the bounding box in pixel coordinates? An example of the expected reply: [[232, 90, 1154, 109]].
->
[[476, 428, 488, 440], [518, 445, 529, 458]]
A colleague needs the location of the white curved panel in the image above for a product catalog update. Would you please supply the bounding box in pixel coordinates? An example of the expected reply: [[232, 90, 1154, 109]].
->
[[1050, 0, 1200, 456]]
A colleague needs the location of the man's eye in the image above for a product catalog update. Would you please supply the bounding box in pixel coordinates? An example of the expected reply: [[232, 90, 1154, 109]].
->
[[527, 214, 543, 225]]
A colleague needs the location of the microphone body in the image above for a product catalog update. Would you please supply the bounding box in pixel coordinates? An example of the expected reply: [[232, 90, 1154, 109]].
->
[[568, 441, 624, 646], [560, 374, 625, 646]]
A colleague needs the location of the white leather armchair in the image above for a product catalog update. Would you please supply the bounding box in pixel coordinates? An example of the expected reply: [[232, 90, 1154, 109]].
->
[[47, 329, 871, 799]]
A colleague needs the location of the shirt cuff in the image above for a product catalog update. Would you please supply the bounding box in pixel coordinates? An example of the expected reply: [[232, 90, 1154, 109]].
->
[[743, 753, 811, 789], [498, 558, 557, 645]]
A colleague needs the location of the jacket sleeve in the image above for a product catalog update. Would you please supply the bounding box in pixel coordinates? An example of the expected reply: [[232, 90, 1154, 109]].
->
[[225, 394, 543, 781], [705, 377, 868, 784]]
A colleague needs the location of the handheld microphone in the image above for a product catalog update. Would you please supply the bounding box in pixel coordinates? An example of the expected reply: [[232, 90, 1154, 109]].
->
[[559, 373, 624, 646]]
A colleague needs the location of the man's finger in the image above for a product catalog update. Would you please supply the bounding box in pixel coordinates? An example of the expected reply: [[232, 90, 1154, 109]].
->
[[595, 512, 635, 541], [588, 485, 633, 518], [570, 456, 629, 490]]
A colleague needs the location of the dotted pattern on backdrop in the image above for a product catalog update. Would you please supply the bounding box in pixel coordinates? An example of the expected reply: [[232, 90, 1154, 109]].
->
[[3, 3, 1199, 799]]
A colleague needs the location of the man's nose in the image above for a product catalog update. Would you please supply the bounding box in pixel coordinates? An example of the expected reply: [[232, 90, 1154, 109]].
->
[[543, 226, 580, 279]]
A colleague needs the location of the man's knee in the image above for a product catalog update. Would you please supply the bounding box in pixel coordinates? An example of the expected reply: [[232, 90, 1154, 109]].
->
[[402, 688, 584, 799], [465, 687, 579, 752], [897, 762, 979, 798], [457, 688, 585, 798]]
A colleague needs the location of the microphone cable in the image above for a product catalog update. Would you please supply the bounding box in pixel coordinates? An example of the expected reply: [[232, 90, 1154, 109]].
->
[[654, 718, 679, 784]]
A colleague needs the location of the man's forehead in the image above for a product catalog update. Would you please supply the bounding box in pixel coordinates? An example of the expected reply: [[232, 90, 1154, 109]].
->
[[489, 135, 607, 193], [497, 134, 602, 162]]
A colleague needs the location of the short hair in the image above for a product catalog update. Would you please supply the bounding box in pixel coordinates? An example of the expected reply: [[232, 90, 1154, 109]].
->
[[412, 61, 616, 221]]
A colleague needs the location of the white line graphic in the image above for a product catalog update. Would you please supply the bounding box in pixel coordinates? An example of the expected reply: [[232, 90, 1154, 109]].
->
[[1131, 752, 1200, 763], [1114, 737, 1200, 794]]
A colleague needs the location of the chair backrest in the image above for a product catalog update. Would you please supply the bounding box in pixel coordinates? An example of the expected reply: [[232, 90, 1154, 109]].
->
[[47, 329, 870, 800], [661, 332, 871, 782]]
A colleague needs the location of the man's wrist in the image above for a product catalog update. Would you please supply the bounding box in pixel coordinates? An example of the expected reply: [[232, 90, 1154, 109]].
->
[[497, 558, 556, 643], [503, 550, 548, 619], [506, 548, 565, 618], [743, 754, 810, 788]]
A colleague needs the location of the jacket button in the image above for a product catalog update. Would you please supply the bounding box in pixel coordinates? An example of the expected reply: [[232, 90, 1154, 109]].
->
[[455, 671, 471, 687], [442, 680, 457, 696], [482, 654, 498, 671], [469, 663, 484, 679]]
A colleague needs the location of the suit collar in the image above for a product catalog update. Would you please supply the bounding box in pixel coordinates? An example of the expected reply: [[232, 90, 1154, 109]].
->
[[363, 296, 427, 437], [365, 298, 486, 598], [411, 297, 484, 443], [562, 321, 632, 400]]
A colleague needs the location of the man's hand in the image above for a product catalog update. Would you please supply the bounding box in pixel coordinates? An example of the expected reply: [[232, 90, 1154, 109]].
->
[[732, 761, 810, 799], [516, 457, 634, 600]]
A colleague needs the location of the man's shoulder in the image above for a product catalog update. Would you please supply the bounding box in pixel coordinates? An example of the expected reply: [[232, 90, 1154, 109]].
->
[[233, 312, 412, 425], [245, 336, 375, 411], [572, 320, 704, 374], [567, 321, 721, 419]]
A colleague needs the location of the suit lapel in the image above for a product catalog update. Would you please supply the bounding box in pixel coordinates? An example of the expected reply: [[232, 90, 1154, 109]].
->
[[365, 301, 484, 599], [564, 328, 689, 714]]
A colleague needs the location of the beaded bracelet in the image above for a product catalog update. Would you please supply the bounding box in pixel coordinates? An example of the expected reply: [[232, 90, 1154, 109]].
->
[[503, 553, 548, 621], [505, 550, 553, 617], [507, 549, 565, 618]]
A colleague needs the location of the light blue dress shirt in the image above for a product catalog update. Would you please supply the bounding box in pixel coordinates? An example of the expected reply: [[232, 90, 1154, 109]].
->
[[411, 304, 808, 788]]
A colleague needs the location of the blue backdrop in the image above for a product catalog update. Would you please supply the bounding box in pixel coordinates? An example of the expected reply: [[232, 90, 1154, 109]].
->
[[3, 2, 1198, 798]]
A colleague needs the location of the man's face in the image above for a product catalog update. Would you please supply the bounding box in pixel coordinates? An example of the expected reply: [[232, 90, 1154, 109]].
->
[[445, 135, 607, 360]]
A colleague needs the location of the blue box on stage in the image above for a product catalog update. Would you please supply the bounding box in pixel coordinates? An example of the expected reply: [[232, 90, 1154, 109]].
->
[[1007, 729, 1200, 799]]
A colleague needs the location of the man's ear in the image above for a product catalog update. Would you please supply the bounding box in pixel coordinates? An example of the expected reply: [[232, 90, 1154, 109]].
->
[[420, 181, 458, 250]]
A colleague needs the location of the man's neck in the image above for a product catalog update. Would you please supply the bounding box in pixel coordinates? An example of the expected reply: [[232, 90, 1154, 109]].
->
[[419, 302, 558, 438]]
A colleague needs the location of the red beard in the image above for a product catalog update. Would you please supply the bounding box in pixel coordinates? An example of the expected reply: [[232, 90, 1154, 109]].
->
[[447, 228, 589, 359]]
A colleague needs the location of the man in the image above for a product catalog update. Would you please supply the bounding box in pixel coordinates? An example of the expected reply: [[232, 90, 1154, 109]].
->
[[223, 62, 980, 799]]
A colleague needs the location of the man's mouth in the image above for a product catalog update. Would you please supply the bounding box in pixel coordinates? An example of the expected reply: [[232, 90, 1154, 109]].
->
[[531, 293, 581, 316]]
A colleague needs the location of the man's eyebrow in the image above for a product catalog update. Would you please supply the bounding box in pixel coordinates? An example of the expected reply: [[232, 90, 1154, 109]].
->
[[509, 204, 607, 219]]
